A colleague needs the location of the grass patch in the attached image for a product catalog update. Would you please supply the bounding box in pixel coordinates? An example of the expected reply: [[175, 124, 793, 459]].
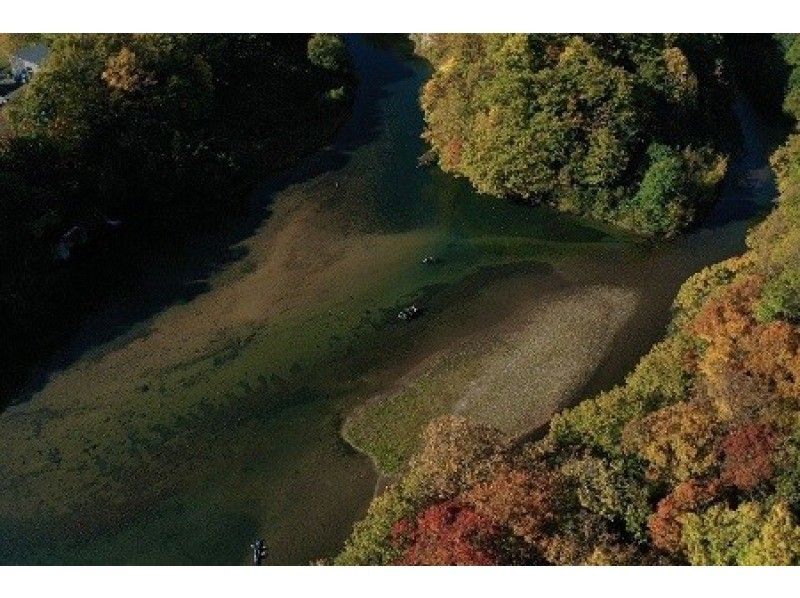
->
[[342, 350, 480, 474]]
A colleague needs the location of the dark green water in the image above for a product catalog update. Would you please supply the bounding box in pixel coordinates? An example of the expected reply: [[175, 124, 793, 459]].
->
[[0, 36, 778, 565]]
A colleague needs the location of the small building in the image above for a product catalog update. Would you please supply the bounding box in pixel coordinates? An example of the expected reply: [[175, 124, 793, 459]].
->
[[10, 43, 49, 81]]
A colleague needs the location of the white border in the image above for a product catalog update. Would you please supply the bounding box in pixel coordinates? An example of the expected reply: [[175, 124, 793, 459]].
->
[[4, 564, 800, 598], [1, 0, 798, 33]]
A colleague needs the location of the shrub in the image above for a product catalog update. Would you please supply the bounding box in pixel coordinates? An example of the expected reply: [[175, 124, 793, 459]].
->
[[325, 86, 346, 102], [755, 267, 800, 324], [307, 34, 348, 72]]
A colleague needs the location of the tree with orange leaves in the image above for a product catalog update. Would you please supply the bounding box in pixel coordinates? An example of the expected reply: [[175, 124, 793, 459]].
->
[[692, 274, 800, 417], [464, 466, 560, 547], [649, 478, 721, 555]]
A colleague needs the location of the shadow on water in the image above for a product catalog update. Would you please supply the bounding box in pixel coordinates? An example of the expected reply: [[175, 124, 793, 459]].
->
[[702, 93, 780, 230], [255, 35, 417, 196], [10, 35, 417, 406]]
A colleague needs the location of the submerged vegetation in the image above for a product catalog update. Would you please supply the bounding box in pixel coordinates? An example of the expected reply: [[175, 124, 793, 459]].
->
[[415, 34, 733, 236], [336, 34, 800, 566], [0, 33, 351, 395]]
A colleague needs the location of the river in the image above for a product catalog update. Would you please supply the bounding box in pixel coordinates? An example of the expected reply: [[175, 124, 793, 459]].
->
[[0, 36, 779, 564]]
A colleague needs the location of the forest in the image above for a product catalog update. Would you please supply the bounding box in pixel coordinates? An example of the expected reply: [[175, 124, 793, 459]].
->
[[0, 33, 350, 394], [416, 34, 739, 236], [335, 34, 800, 566]]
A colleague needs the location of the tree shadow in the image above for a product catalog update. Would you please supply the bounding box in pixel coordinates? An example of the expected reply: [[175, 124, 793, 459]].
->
[[702, 93, 782, 231], [7, 34, 419, 406]]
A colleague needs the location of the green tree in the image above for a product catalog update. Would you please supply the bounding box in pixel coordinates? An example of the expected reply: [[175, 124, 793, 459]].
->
[[682, 502, 763, 565], [560, 455, 652, 542], [619, 143, 690, 236], [742, 502, 800, 565], [755, 267, 800, 323], [683, 501, 800, 565]]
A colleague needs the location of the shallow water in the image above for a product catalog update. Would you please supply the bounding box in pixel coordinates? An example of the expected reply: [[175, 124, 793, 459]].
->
[[0, 37, 779, 565]]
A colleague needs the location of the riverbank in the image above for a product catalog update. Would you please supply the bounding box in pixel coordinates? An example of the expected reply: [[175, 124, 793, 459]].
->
[[341, 89, 783, 480], [0, 35, 355, 404], [344, 268, 642, 474]]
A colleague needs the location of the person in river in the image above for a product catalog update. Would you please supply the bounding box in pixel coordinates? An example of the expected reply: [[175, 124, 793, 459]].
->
[[251, 538, 267, 565], [397, 305, 423, 320]]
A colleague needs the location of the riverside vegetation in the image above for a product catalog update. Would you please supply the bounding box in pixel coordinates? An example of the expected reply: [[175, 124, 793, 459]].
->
[[0, 33, 351, 396], [336, 34, 800, 566], [414, 34, 735, 237]]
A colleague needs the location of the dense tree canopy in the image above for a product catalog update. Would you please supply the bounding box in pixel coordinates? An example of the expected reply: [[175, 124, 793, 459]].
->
[[778, 34, 800, 121], [307, 34, 349, 73], [415, 34, 733, 236]]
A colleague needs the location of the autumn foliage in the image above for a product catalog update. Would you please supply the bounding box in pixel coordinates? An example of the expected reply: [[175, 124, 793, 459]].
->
[[338, 34, 800, 566], [416, 34, 732, 236], [649, 479, 721, 554], [391, 501, 501, 565], [465, 467, 559, 545], [693, 275, 800, 418], [720, 423, 779, 491]]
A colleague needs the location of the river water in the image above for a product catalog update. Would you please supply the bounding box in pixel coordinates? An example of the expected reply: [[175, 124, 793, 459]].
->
[[0, 36, 779, 564]]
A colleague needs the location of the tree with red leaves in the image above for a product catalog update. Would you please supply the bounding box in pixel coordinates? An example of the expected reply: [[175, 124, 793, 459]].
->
[[391, 500, 501, 565], [720, 422, 779, 492]]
